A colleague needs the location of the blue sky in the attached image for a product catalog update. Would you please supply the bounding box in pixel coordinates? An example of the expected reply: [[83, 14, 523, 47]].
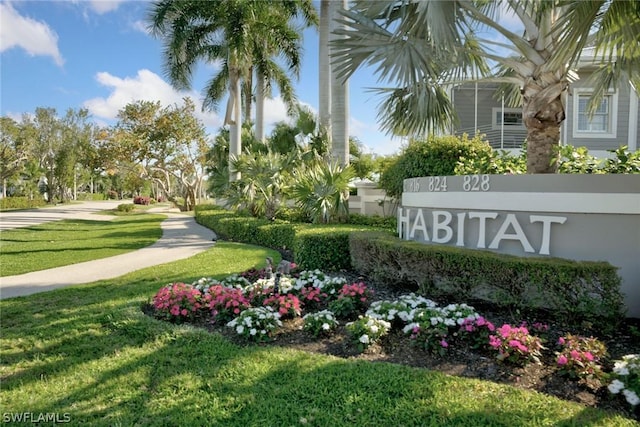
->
[[0, 0, 407, 155]]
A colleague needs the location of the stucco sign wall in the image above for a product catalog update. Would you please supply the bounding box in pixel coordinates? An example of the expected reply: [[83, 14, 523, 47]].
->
[[399, 175, 640, 317]]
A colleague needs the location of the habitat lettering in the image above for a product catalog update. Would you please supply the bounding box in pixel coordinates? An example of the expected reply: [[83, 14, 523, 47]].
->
[[397, 208, 567, 256]]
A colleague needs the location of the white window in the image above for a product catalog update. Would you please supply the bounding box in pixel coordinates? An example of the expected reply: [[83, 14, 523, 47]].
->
[[572, 89, 617, 139], [492, 108, 524, 130]]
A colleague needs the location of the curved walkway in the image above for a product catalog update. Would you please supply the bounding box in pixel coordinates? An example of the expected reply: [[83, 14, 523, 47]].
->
[[0, 202, 216, 299]]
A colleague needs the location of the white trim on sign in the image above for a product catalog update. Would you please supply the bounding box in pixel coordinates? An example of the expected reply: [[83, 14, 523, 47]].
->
[[401, 192, 640, 214]]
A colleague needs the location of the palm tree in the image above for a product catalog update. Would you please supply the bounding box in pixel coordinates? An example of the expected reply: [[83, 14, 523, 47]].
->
[[253, 1, 317, 142], [331, 0, 640, 173], [329, 0, 349, 167], [318, 0, 332, 141], [148, 0, 315, 180]]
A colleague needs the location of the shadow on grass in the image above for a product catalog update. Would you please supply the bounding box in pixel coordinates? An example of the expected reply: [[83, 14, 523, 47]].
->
[[1, 243, 635, 426]]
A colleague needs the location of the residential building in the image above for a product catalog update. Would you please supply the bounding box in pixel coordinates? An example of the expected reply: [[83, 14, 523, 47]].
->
[[451, 50, 639, 157]]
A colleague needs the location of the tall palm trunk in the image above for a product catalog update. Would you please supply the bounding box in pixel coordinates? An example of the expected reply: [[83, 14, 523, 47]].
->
[[521, 79, 566, 173], [228, 67, 242, 182], [330, 0, 349, 167], [255, 75, 266, 142], [243, 70, 253, 125], [319, 0, 331, 143]]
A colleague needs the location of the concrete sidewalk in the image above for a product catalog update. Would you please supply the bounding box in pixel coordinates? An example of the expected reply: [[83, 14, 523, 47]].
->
[[0, 207, 216, 299]]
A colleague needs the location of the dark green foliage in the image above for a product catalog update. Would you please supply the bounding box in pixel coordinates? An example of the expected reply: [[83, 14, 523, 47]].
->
[[348, 213, 397, 231], [117, 203, 135, 213], [293, 227, 355, 271], [195, 205, 374, 271], [349, 232, 624, 330], [380, 134, 492, 199], [455, 147, 527, 175], [0, 196, 46, 210]]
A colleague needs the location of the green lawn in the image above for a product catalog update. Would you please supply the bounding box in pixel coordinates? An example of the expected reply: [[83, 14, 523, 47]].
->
[[0, 214, 164, 276], [1, 241, 637, 426]]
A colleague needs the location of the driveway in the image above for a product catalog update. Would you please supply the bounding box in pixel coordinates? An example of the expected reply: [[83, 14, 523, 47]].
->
[[0, 201, 216, 299]]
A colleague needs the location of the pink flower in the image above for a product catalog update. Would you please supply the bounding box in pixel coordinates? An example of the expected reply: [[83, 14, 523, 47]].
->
[[570, 350, 580, 360], [557, 355, 568, 366], [583, 352, 594, 362], [440, 340, 448, 348], [181, 309, 188, 316], [558, 337, 566, 345]]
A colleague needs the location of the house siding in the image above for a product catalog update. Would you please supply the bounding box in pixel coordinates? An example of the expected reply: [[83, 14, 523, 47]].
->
[[452, 84, 527, 149], [453, 76, 639, 154], [565, 70, 632, 151]]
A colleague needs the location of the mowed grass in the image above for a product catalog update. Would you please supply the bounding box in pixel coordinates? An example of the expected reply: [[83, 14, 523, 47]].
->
[[0, 214, 164, 276], [1, 242, 637, 426]]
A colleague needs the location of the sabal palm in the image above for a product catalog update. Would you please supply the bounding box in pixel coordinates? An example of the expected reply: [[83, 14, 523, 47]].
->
[[292, 160, 354, 224], [227, 149, 298, 219], [332, 0, 640, 173]]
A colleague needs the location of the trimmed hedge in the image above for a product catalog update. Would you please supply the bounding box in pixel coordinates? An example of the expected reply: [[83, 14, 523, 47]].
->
[[195, 205, 376, 270], [0, 196, 46, 210], [349, 232, 624, 328], [293, 225, 376, 271]]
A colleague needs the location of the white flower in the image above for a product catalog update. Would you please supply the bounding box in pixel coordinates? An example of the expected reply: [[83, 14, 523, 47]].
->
[[622, 389, 640, 406], [236, 325, 244, 334], [369, 325, 379, 334], [322, 323, 330, 330], [444, 318, 456, 327], [359, 334, 370, 344], [608, 379, 625, 394], [250, 328, 257, 335], [614, 365, 630, 376]]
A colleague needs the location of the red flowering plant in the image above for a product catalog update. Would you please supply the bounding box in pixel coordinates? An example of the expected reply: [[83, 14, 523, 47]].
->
[[205, 285, 251, 323], [246, 286, 273, 306], [459, 316, 496, 351], [263, 293, 302, 319], [299, 286, 329, 312], [489, 324, 544, 365], [327, 282, 374, 319], [239, 267, 270, 283], [401, 307, 452, 356], [555, 334, 608, 381], [152, 282, 204, 322]]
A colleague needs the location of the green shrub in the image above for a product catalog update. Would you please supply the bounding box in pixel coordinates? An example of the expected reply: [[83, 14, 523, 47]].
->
[[455, 147, 527, 175], [0, 196, 47, 210], [117, 203, 135, 213], [196, 205, 376, 272], [348, 213, 396, 231], [349, 232, 624, 330], [293, 225, 373, 271], [379, 134, 492, 199]]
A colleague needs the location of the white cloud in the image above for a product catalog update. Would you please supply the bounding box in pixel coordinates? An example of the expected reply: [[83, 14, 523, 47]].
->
[[131, 19, 149, 35], [85, 0, 127, 15], [83, 69, 222, 128], [0, 2, 64, 66], [262, 96, 290, 127]]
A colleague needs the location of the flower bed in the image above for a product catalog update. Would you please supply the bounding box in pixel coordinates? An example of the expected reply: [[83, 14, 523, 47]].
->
[[148, 267, 640, 420]]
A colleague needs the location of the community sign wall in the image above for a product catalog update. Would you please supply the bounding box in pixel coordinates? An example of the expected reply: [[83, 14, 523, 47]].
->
[[399, 174, 640, 317]]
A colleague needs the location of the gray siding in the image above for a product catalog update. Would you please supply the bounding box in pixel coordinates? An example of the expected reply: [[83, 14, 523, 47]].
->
[[452, 84, 527, 149], [453, 75, 639, 153], [565, 70, 632, 151]]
